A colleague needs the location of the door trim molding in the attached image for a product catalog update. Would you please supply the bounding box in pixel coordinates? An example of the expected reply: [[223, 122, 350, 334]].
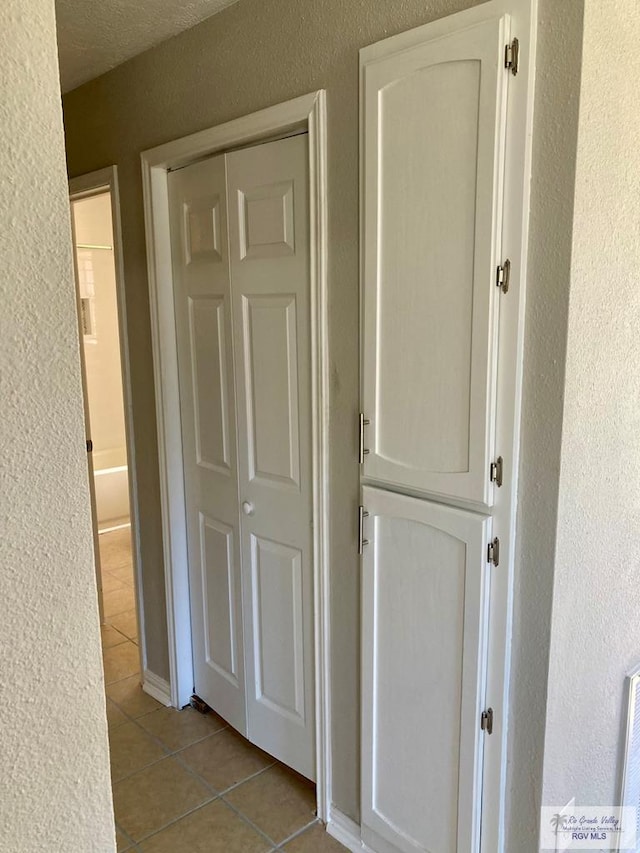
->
[[69, 166, 147, 686], [142, 668, 172, 706], [140, 90, 331, 820], [327, 807, 374, 852]]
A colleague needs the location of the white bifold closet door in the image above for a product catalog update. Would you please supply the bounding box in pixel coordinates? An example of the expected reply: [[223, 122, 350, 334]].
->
[[169, 154, 246, 733], [168, 133, 315, 781], [361, 14, 510, 508], [361, 486, 491, 853]]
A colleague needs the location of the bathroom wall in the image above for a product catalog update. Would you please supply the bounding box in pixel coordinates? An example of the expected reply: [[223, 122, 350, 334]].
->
[[72, 193, 128, 473]]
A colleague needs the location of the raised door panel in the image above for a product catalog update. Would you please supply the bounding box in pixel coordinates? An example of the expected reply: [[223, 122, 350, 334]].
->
[[361, 15, 510, 507], [184, 195, 223, 263], [250, 535, 305, 722], [226, 134, 315, 781], [168, 155, 246, 734], [361, 486, 490, 853], [238, 181, 295, 259], [188, 296, 231, 474], [199, 515, 239, 687], [241, 293, 300, 488]]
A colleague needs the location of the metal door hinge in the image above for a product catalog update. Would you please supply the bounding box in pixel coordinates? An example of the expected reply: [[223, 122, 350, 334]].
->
[[496, 259, 511, 294], [358, 505, 369, 555], [505, 38, 519, 75], [488, 537, 500, 567], [481, 707, 494, 735], [490, 456, 503, 487], [359, 413, 370, 464], [86, 439, 93, 453]]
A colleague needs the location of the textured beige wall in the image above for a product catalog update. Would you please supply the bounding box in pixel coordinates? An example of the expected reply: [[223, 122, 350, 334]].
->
[[62, 0, 486, 818], [0, 0, 115, 849], [506, 1, 584, 849], [542, 0, 640, 812]]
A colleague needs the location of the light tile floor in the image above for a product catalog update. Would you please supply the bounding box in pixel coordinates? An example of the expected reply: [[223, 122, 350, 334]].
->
[[99, 528, 345, 852]]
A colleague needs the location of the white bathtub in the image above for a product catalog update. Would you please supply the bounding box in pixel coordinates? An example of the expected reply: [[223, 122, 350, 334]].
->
[[94, 464, 130, 530]]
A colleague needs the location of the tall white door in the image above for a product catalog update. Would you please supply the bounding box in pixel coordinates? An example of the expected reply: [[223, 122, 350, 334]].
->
[[360, 10, 517, 853], [168, 133, 315, 781], [168, 155, 247, 733], [227, 134, 315, 781], [360, 14, 510, 508], [360, 486, 491, 853]]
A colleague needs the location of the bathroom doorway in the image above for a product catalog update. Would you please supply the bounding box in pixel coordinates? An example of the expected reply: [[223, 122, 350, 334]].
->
[[69, 168, 143, 674]]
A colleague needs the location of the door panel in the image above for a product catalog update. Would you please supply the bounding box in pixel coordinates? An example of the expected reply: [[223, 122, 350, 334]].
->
[[227, 134, 315, 781], [241, 293, 300, 486], [168, 155, 246, 733], [200, 514, 239, 686], [184, 195, 224, 263], [361, 15, 509, 507], [188, 296, 231, 473], [361, 486, 490, 853], [238, 181, 295, 259], [251, 534, 305, 721]]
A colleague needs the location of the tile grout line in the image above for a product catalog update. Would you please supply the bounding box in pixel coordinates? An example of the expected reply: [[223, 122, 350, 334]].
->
[[274, 817, 322, 849], [111, 753, 172, 786], [132, 800, 220, 847], [102, 651, 145, 690], [131, 794, 219, 845], [172, 747, 277, 797], [110, 703, 243, 789], [218, 791, 282, 849], [111, 716, 279, 801], [167, 740, 284, 848], [115, 821, 139, 853]]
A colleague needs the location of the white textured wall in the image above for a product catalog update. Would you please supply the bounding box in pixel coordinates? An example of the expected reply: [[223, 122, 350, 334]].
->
[[506, 2, 584, 850], [0, 0, 115, 850], [542, 0, 640, 814]]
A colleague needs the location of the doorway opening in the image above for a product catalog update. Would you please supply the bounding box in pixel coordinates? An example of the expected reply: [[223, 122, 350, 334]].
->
[[69, 168, 144, 675], [74, 192, 130, 535]]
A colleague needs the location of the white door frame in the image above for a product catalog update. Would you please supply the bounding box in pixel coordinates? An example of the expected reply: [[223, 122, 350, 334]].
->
[[141, 90, 331, 819], [69, 166, 147, 685]]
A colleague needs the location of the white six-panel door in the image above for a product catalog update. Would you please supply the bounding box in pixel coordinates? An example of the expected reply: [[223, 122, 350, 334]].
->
[[168, 155, 247, 733], [361, 15, 510, 508], [168, 133, 315, 781], [361, 486, 491, 853], [226, 135, 315, 781]]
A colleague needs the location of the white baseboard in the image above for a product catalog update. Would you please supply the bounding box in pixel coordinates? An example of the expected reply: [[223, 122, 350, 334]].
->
[[327, 807, 364, 852], [142, 669, 172, 706]]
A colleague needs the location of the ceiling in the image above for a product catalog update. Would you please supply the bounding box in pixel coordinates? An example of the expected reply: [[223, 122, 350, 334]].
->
[[56, 0, 240, 92]]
